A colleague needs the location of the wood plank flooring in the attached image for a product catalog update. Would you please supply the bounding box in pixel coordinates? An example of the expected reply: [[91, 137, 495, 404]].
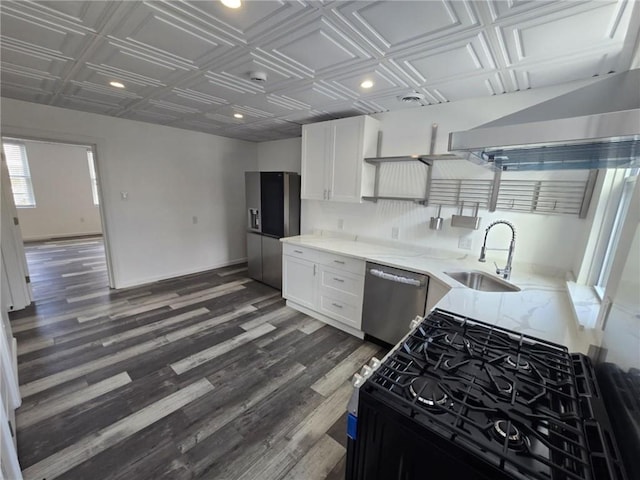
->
[[10, 236, 384, 480]]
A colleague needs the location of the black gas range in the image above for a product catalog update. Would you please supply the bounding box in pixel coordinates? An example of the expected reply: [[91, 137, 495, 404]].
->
[[346, 309, 628, 480]]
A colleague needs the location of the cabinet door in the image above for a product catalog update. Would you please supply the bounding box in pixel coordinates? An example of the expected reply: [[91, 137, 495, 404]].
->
[[329, 117, 363, 203], [282, 255, 316, 309], [301, 122, 329, 200]]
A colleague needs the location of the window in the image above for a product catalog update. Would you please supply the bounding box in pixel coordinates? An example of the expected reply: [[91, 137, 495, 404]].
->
[[594, 168, 638, 297], [1, 142, 36, 207], [87, 148, 99, 205]]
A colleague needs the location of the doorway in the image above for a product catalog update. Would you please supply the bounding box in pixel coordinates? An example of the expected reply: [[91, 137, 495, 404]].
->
[[1, 136, 114, 307]]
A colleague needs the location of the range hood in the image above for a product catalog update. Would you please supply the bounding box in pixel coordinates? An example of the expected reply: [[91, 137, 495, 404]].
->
[[449, 69, 640, 171]]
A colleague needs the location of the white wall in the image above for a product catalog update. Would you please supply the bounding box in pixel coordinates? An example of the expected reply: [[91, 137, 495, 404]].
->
[[14, 141, 102, 240], [257, 137, 301, 173], [1, 98, 257, 288], [301, 79, 599, 275]]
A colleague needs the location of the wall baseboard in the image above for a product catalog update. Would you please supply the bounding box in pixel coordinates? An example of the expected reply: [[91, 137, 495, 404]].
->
[[115, 257, 248, 290], [23, 232, 103, 242]]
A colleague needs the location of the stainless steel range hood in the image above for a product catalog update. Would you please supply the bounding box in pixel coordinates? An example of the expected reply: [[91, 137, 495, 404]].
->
[[449, 69, 640, 171]]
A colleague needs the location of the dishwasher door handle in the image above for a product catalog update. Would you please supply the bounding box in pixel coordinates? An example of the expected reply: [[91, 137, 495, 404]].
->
[[369, 268, 425, 287]]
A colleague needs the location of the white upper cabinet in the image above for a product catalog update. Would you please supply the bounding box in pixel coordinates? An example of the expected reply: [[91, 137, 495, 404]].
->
[[301, 116, 379, 203], [300, 122, 330, 201]]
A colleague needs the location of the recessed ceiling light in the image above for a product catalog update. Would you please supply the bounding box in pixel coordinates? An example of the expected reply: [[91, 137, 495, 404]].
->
[[221, 0, 241, 8], [233, 113, 244, 119], [360, 80, 374, 89], [109, 81, 125, 89]]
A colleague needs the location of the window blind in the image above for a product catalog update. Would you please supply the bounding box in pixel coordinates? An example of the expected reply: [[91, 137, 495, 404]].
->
[[2, 142, 36, 207]]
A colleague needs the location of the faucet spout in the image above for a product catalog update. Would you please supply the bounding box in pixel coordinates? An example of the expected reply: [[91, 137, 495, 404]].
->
[[478, 220, 517, 280]]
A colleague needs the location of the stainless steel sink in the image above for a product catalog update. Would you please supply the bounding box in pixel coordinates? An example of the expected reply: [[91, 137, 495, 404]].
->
[[445, 270, 521, 292]]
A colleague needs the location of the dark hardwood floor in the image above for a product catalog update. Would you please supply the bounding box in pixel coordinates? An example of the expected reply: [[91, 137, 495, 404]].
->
[[10, 237, 383, 480]]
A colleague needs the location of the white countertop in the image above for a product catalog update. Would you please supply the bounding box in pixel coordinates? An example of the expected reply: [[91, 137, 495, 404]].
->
[[282, 234, 600, 353]]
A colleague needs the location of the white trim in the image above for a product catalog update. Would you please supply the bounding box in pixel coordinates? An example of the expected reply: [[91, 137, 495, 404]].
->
[[0, 401, 23, 480], [596, 176, 640, 329], [0, 312, 20, 409], [596, 172, 637, 289], [575, 169, 626, 285]]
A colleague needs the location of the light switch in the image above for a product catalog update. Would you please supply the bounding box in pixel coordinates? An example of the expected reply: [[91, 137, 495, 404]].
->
[[120, 191, 128, 200]]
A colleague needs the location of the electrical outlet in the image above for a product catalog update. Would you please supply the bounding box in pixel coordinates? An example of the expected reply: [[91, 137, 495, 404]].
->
[[337, 218, 344, 230], [192, 216, 198, 225], [458, 235, 472, 250], [391, 226, 399, 239]]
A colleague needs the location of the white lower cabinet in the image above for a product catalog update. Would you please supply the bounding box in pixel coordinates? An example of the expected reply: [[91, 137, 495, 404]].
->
[[283, 242, 452, 339], [283, 245, 365, 337], [282, 255, 317, 310]]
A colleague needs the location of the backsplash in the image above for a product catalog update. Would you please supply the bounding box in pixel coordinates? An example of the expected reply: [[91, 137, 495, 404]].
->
[[301, 200, 589, 276]]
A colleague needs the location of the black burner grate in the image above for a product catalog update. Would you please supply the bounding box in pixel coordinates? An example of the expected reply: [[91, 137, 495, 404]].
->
[[365, 309, 596, 480]]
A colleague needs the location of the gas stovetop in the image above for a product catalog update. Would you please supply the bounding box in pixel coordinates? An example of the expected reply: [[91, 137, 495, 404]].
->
[[363, 309, 625, 480]]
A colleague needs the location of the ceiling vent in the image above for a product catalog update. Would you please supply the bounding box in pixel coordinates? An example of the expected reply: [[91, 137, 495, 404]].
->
[[398, 91, 425, 103], [249, 71, 267, 83]]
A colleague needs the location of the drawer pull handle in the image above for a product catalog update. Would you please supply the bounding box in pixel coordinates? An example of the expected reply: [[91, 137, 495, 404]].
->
[[293, 250, 303, 254], [331, 302, 343, 309], [333, 260, 345, 265], [333, 277, 344, 283]]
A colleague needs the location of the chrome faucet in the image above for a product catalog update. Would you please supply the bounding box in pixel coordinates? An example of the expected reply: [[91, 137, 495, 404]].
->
[[479, 220, 516, 280]]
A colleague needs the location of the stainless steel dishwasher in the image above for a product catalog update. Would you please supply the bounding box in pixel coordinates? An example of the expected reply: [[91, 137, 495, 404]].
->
[[362, 262, 429, 345]]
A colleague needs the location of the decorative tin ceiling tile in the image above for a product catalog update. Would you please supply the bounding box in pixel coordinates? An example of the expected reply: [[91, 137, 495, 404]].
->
[[108, 2, 234, 68], [331, 0, 480, 55], [328, 63, 409, 98], [511, 53, 618, 90], [0, 0, 638, 142], [259, 15, 372, 77], [394, 32, 497, 86], [496, 1, 633, 67]]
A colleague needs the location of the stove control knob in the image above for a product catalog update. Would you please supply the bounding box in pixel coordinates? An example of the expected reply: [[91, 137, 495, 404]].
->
[[352, 373, 365, 388], [360, 365, 374, 378], [369, 357, 381, 370]]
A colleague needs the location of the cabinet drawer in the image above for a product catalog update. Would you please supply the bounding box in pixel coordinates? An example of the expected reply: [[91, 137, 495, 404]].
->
[[318, 266, 364, 299], [283, 243, 322, 263], [315, 251, 365, 275], [318, 294, 362, 330]]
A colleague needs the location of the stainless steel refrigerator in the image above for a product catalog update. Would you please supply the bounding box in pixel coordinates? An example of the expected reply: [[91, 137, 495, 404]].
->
[[245, 171, 300, 290]]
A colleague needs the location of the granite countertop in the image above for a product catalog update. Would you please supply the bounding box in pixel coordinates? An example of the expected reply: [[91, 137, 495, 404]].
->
[[282, 233, 600, 353]]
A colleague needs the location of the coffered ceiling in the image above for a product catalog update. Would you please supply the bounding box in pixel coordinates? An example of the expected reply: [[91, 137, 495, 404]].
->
[[1, 1, 639, 142]]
